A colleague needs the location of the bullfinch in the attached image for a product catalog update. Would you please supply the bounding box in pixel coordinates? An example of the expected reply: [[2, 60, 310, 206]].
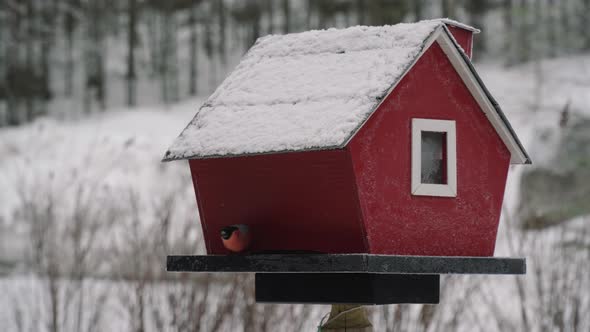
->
[[220, 224, 251, 253]]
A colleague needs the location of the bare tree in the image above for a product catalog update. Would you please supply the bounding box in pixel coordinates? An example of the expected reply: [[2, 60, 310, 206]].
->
[[441, 0, 456, 18], [355, 0, 366, 25], [583, 0, 590, 50], [188, 1, 200, 96], [217, 0, 227, 65], [413, 0, 424, 21], [265, 0, 274, 34], [282, 0, 290, 33], [85, 0, 107, 112], [127, 0, 138, 107], [63, 0, 81, 98]]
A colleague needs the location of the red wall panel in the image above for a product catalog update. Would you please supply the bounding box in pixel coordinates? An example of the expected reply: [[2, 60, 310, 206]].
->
[[189, 149, 368, 254], [348, 42, 510, 256], [446, 26, 473, 59]]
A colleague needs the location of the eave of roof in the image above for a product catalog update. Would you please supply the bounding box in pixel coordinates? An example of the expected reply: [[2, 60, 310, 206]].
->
[[437, 18, 481, 33], [162, 22, 529, 164], [438, 27, 531, 164]]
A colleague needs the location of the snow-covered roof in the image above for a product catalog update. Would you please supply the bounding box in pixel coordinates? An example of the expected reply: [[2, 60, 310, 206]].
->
[[165, 20, 450, 160], [164, 19, 514, 161]]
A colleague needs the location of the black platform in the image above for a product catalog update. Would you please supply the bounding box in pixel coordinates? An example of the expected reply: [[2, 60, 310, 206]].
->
[[255, 273, 440, 304], [167, 254, 526, 274], [167, 254, 525, 304]]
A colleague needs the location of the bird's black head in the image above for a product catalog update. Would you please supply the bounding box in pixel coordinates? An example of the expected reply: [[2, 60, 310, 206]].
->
[[220, 226, 238, 240]]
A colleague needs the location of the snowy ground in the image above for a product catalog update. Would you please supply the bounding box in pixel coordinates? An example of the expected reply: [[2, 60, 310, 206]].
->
[[0, 100, 199, 266], [1, 55, 589, 331], [481, 55, 590, 197]]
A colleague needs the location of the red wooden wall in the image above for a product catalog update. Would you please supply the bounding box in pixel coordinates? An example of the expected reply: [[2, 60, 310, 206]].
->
[[188, 35, 509, 257], [446, 26, 473, 58], [347, 42, 510, 256], [189, 150, 368, 255]]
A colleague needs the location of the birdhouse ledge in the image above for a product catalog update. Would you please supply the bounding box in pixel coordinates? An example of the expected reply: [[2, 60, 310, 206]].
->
[[167, 254, 525, 304]]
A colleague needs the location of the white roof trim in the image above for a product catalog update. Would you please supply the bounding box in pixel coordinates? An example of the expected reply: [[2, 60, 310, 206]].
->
[[437, 18, 481, 33], [435, 30, 528, 164]]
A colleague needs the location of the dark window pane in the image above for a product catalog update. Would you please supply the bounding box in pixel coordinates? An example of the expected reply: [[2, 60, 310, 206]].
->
[[421, 131, 446, 184]]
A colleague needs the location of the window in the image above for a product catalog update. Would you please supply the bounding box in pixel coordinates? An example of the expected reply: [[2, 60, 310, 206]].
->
[[411, 119, 457, 197]]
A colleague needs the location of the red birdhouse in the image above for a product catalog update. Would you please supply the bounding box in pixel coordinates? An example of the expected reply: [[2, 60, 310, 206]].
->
[[164, 19, 530, 258]]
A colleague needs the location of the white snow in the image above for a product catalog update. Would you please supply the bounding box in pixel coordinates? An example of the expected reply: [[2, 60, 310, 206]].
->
[[164, 20, 445, 159], [0, 101, 199, 231], [437, 18, 480, 33], [2, 54, 590, 332]]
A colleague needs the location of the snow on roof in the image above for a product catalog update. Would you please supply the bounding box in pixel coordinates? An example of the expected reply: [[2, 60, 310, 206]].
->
[[437, 18, 480, 33], [164, 20, 452, 160]]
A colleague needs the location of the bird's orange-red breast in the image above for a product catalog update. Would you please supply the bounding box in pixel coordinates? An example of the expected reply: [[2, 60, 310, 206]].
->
[[220, 224, 251, 253]]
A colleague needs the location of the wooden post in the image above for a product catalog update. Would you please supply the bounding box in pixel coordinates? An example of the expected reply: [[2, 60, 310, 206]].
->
[[320, 304, 373, 331]]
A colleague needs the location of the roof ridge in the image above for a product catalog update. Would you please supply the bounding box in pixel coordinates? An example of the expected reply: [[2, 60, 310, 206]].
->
[[254, 19, 478, 44], [257, 20, 441, 40], [434, 18, 480, 33], [206, 93, 381, 110], [250, 46, 414, 60]]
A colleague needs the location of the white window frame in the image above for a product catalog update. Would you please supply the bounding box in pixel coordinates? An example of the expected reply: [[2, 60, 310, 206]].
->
[[411, 118, 457, 197]]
